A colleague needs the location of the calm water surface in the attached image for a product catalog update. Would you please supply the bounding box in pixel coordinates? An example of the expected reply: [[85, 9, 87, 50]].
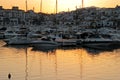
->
[[0, 41, 120, 80]]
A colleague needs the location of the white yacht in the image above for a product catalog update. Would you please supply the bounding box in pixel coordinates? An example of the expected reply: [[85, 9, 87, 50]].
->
[[4, 25, 30, 45], [55, 38, 77, 46], [0, 27, 6, 39], [4, 26, 28, 39], [5, 36, 31, 45], [4, 30, 17, 39], [0, 31, 5, 39], [79, 33, 120, 49], [31, 36, 58, 48], [27, 31, 42, 39], [48, 34, 77, 46]]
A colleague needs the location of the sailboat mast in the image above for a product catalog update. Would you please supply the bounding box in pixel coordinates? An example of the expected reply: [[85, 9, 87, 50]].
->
[[26, 0, 28, 11], [82, 0, 84, 8], [40, 0, 42, 12], [56, 0, 58, 14]]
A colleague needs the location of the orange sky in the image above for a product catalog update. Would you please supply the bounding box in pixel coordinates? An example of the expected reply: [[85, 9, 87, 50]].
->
[[0, 0, 120, 13]]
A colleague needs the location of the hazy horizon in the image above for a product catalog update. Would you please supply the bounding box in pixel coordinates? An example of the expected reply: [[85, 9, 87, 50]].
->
[[0, 0, 120, 13]]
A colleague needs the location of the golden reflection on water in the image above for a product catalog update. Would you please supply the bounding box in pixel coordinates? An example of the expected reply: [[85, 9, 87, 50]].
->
[[0, 44, 120, 80]]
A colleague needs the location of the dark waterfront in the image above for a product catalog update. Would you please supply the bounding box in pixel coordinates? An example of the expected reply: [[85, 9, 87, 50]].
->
[[0, 41, 120, 80]]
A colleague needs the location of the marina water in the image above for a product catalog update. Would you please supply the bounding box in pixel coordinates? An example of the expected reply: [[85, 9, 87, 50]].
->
[[0, 41, 120, 80]]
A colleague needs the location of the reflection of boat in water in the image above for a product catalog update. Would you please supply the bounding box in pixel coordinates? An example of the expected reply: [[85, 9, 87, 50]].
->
[[84, 47, 116, 54], [32, 46, 56, 52], [25, 46, 28, 80], [84, 42, 120, 50]]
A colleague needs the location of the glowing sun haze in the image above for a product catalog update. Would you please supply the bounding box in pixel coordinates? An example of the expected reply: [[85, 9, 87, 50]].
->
[[0, 0, 120, 13]]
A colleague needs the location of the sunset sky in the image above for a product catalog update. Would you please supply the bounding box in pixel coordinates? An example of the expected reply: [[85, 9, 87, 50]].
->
[[0, 0, 120, 13]]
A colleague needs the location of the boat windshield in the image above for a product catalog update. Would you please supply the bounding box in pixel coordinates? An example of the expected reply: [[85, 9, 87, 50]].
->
[[88, 34, 101, 38], [101, 34, 111, 39], [7, 31, 13, 33], [87, 34, 112, 39]]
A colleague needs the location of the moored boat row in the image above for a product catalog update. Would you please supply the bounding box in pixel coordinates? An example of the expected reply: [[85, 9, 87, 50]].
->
[[0, 25, 120, 50], [2, 33, 120, 50]]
